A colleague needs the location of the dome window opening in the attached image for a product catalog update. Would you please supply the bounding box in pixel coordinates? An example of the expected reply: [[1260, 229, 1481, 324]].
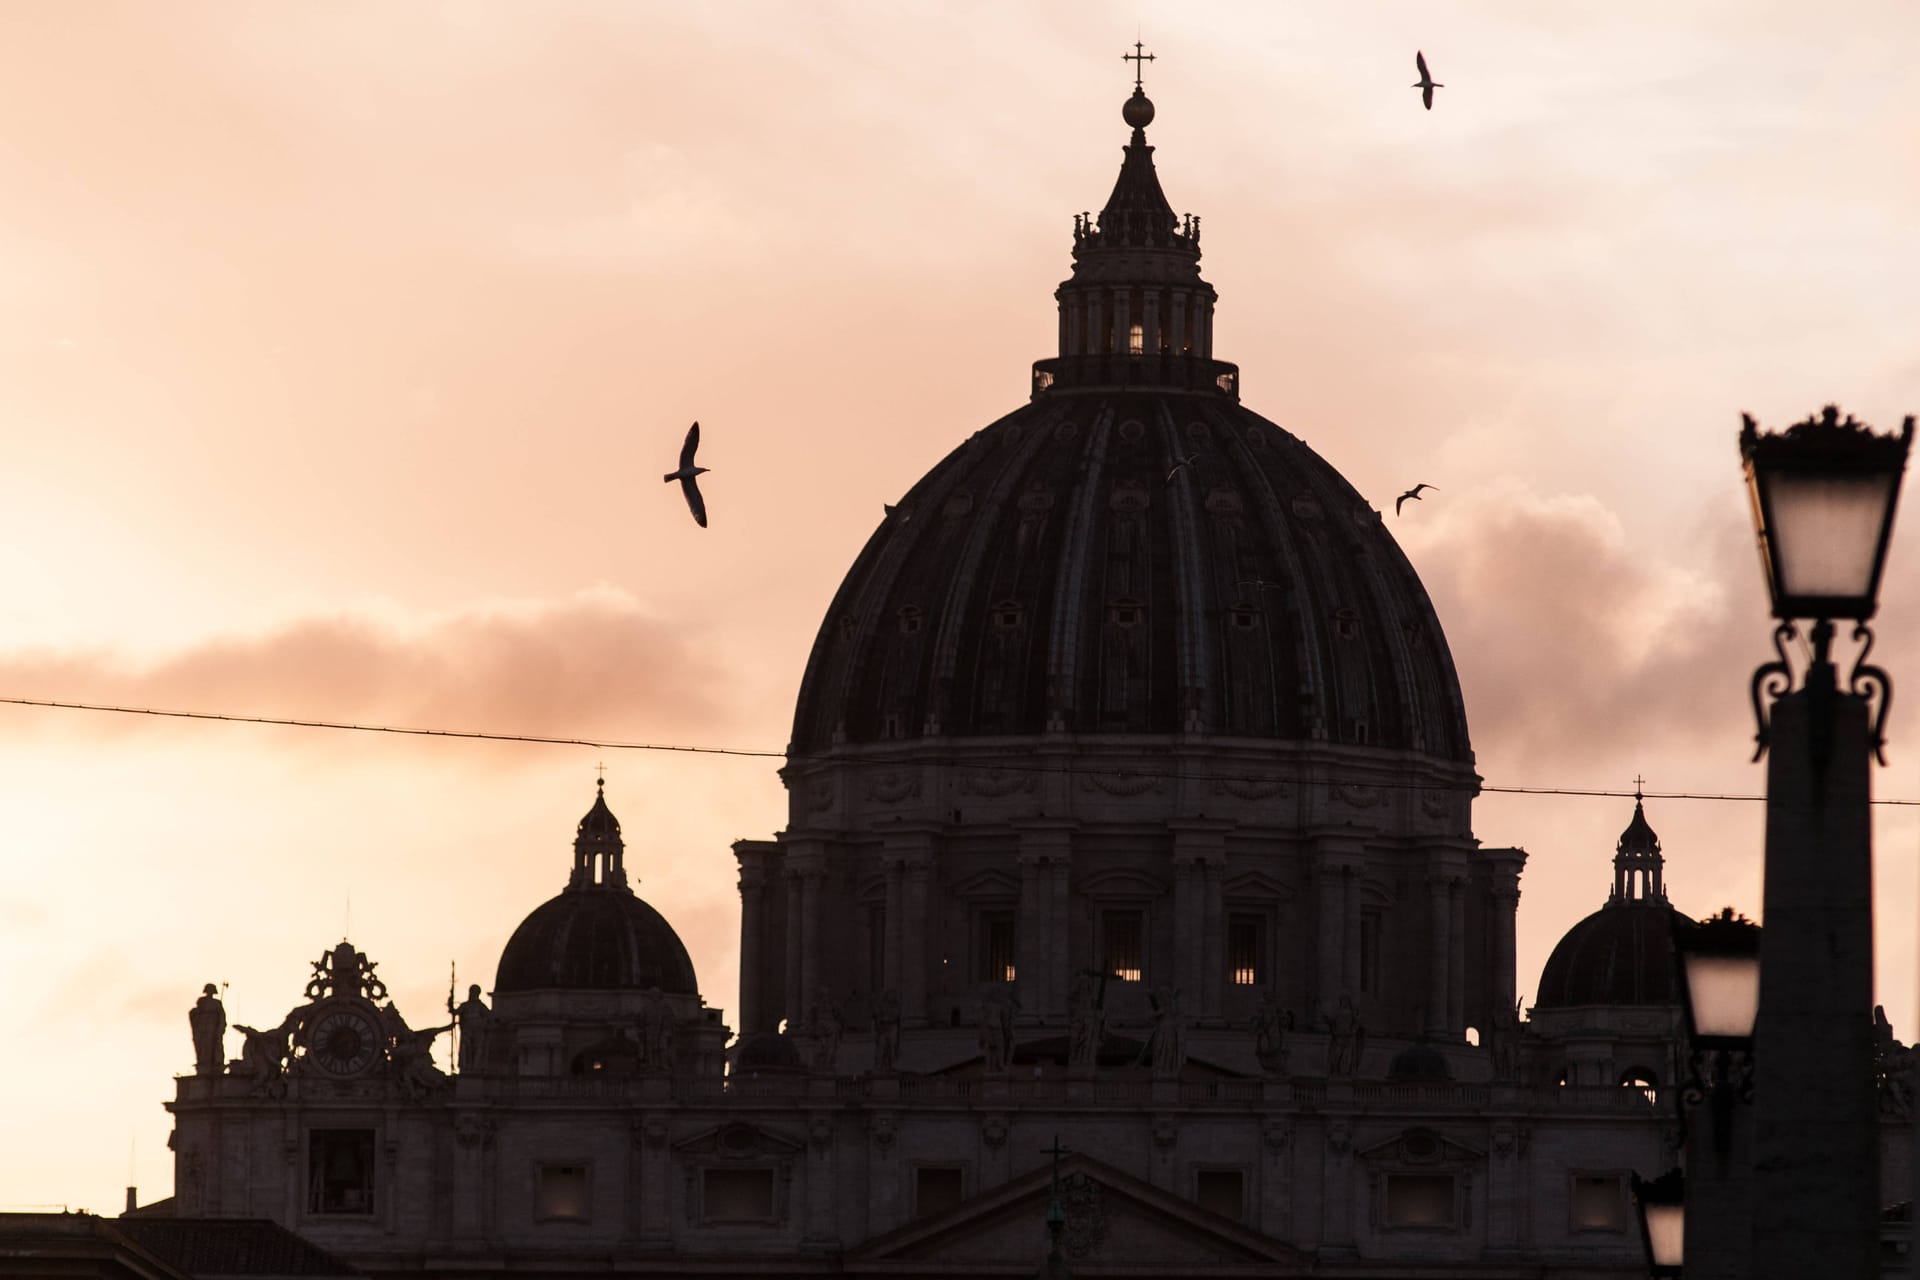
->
[[898, 605, 925, 636], [1128, 323, 1145, 356], [1332, 607, 1360, 641], [1108, 596, 1144, 628], [1227, 912, 1266, 986], [1099, 909, 1145, 983], [1619, 1069, 1659, 1105], [977, 909, 1017, 983], [1229, 605, 1259, 631], [991, 600, 1025, 632]]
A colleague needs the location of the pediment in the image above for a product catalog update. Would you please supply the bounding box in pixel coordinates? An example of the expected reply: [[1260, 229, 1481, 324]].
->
[[851, 1153, 1305, 1271], [671, 1120, 804, 1159], [1355, 1126, 1484, 1168], [1077, 867, 1167, 897], [1221, 868, 1294, 900], [949, 868, 1022, 898]]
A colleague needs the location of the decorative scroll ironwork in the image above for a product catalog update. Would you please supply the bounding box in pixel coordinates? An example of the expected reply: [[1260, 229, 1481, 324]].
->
[[1679, 1049, 1755, 1161], [1749, 622, 1796, 761], [1850, 623, 1894, 766]]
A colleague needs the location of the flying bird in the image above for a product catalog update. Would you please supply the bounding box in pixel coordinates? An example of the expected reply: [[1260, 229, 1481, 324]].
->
[[663, 421, 709, 528], [1412, 51, 1443, 110], [1394, 483, 1437, 515], [1165, 452, 1201, 485]]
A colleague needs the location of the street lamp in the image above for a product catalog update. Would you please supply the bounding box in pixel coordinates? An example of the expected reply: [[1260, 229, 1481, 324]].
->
[[1739, 404, 1912, 1280], [1673, 908, 1761, 1056], [1632, 1169, 1686, 1279], [1742, 404, 1913, 762]]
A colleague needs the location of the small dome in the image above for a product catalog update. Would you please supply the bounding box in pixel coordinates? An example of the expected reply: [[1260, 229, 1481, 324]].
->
[[1535, 900, 1693, 1009], [732, 1031, 806, 1074], [1122, 88, 1155, 129], [495, 889, 697, 995], [1387, 1041, 1453, 1082]]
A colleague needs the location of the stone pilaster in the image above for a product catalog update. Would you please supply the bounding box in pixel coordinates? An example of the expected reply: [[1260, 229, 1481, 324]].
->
[[1015, 820, 1076, 1021], [882, 824, 940, 1027]]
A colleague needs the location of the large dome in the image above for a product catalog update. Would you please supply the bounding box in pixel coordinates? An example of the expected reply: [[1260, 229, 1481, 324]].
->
[[790, 92, 1467, 761], [791, 394, 1470, 758]]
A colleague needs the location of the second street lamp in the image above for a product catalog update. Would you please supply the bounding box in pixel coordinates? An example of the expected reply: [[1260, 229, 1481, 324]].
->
[[1739, 404, 1912, 1279]]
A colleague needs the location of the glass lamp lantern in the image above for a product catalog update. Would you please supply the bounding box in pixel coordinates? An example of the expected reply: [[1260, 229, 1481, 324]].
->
[[1673, 907, 1761, 1054], [1631, 1169, 1686, 1278], [1740, 405, 1913, 622]]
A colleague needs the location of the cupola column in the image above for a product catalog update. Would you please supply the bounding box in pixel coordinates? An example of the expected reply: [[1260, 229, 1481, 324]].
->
[[782, 839, 830, 1028], [882, 826, 940, 1027], [1170, 291, 1188, 355], [1144, 289, 1162, 354], [734, 849, 774, 1035], [1311, 834, 1365, 1016], [1112, 290, 1131, 355], [1171, 820, 1231, 1017], [1426, 874, 1452, 1037], [1016, 821, 1077, 1022]]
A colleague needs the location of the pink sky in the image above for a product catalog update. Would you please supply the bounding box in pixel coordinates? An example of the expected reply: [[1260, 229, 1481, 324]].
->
[[3, 2, 1918, 1212]]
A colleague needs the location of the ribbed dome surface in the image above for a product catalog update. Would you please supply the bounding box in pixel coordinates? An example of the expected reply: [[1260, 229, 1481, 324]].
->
[[1535, 901, 1693, 1009], [791, 394, 1471, 757], [495, 888, 698, 995]]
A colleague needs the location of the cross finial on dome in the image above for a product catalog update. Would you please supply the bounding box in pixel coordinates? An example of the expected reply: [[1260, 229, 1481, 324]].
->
[[1124, 41, 1155, 90]]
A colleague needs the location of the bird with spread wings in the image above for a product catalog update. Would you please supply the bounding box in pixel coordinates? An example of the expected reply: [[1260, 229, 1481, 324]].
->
[[1395, 483, 1437, 515], [1412, 51, 1444, 110], [663, 422, 710, 528]]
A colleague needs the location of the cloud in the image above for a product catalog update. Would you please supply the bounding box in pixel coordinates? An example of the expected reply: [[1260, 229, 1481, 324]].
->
[[0, 587, 735, 748], [1401, 479, 1762, 771]]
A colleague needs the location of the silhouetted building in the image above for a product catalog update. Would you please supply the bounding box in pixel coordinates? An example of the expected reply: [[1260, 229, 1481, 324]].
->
[[155, 75, 1911, 1278]]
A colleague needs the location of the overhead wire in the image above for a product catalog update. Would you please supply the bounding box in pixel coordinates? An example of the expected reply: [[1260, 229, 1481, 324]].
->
[[6, 693, 1920, 807]]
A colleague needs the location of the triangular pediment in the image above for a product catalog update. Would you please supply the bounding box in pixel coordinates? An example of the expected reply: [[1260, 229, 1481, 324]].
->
[[671, 1119, 803, 1158], [851, 1153, 1306, 1271], [949, 868, 1022, 898], [1355, 1125, 1484, 1168]]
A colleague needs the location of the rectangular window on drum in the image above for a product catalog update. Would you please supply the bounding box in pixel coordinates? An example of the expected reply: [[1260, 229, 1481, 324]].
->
[[1101, 910, 1144, 983], [1227, 914, 1264, 986], [980, 910, 1016, 983]]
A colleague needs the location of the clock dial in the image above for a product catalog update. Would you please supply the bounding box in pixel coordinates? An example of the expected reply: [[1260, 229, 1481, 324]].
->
[[307, 1006, 381, 1076]]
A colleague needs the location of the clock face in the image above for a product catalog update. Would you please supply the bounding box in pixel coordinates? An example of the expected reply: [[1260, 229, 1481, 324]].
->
[[307, 1005, 381, 1076]]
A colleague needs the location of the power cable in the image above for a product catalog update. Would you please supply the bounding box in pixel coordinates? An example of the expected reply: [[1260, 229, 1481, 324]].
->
[[7, 693, 1920, 807]]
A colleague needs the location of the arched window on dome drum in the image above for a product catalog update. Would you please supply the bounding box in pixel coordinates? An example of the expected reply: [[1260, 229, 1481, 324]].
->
[[1619, 1068, 1659, 1105]]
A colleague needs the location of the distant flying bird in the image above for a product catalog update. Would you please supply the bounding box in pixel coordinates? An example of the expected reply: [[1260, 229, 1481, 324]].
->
[[1394, 483, 1437, 515], [663, 422, 709, 528], [1165, 452, 1201, 485], [1412, 51, 1443, 110]]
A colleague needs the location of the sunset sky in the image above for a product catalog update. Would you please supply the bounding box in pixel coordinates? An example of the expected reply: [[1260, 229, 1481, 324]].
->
[[4, 2, 1919, 1212]]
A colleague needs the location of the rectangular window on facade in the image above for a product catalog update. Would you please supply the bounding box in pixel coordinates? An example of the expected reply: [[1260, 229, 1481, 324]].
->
[[1359, 909, 1382, 995], [1101, 910, 1144, 983], [307, 1129, 376, 1216], [1384, 1174, 1456, 1228], [1195, 1169, 1244, 1221], [915, 1166, 965, 1219], [535, 1164, 589, 1223], [703, 1168, 776, 1224], [1227, 913, 1264, 986], [1570, 1174, 1627, 1230], [980, 910, 1016, 983]]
